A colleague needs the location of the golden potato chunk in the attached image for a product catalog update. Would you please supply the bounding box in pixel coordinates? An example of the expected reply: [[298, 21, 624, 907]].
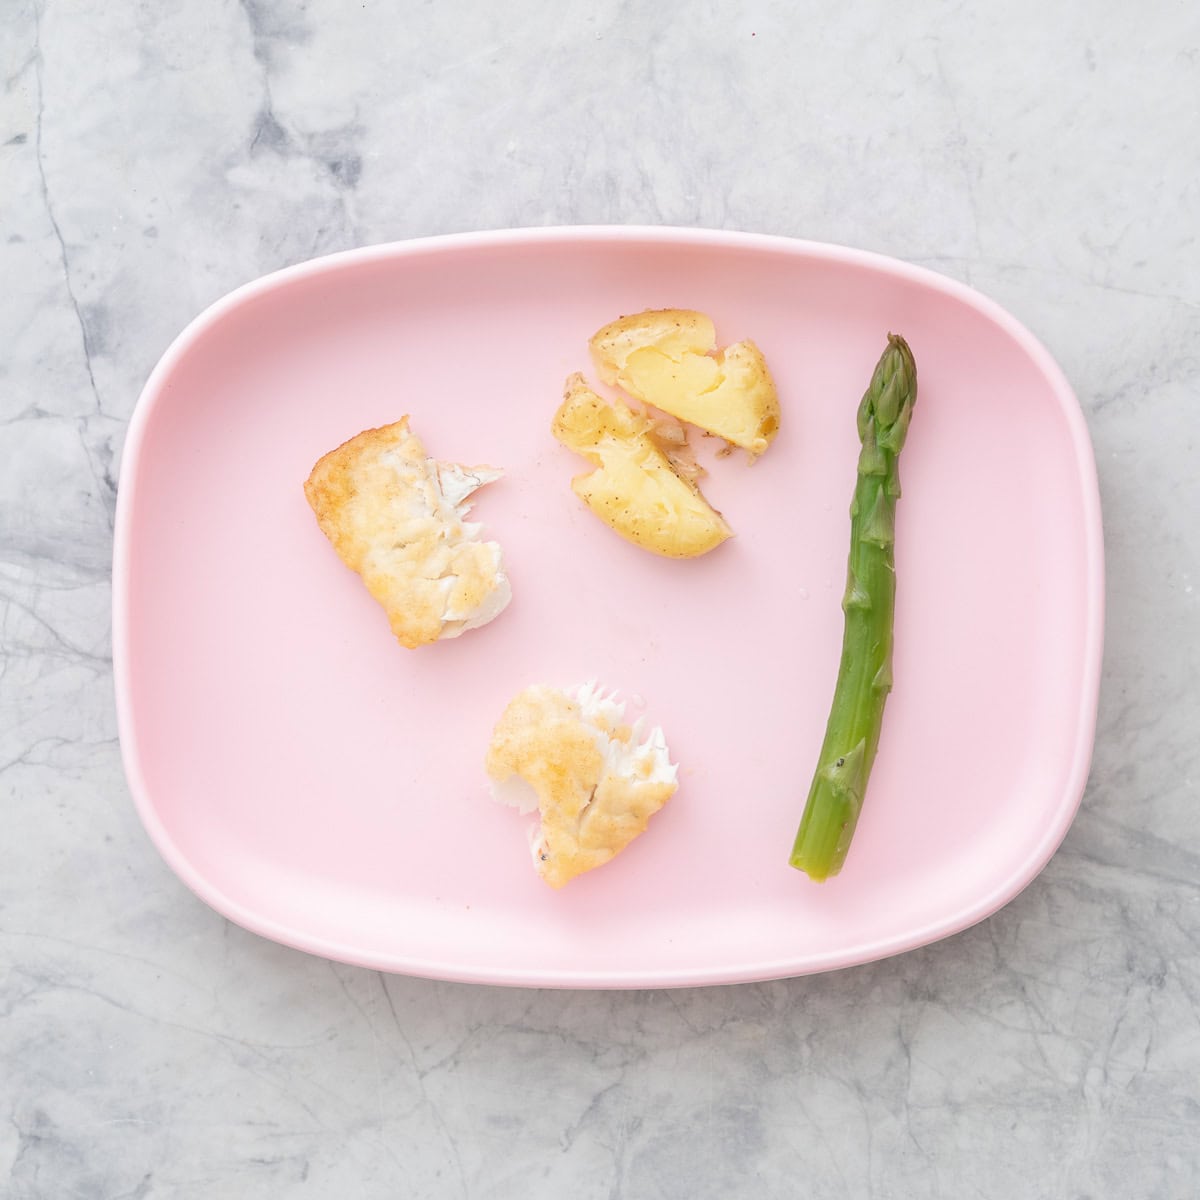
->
[[552, 374, 732, 558], [590, 308, 780, 456]]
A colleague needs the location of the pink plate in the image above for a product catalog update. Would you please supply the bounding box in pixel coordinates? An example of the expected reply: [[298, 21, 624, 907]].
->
[[113, 227, 1104, 988]]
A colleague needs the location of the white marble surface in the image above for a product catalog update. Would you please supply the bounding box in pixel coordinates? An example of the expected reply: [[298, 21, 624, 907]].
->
[[2, 0, 1198, 1195]]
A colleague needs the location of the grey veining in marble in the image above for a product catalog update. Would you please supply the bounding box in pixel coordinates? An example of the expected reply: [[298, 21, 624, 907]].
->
[[2, 0, 1199, 1196]]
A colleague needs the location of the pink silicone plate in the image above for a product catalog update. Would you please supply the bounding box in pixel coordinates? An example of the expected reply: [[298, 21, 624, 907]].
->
[[113, 227, 1104, 988]]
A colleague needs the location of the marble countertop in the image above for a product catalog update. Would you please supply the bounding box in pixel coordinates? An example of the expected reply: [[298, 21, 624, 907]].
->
[[3, 1, 1197, 1195]]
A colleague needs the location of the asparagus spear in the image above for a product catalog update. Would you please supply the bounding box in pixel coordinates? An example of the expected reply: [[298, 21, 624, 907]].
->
[[789, 334, 917, 881]]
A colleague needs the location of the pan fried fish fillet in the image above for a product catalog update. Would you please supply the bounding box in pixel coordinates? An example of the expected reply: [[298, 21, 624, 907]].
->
[[304, 419, 510, 649], [487, 682, 678, 888]]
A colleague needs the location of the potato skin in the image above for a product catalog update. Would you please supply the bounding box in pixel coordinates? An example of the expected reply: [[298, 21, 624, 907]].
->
[[589, 309, 715, 385], [589, 308, 780, 456], [552, 374, 732, 559]]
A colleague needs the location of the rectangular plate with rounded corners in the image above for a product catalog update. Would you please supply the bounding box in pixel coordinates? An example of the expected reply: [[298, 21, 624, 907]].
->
[[113, 227, 1104, 988]]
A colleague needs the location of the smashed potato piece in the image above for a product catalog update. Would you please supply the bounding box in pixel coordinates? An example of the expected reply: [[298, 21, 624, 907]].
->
[[590, 308, 780, 456], [304, 419, 510, 648], [552, 373, 732, 558], [487, 682, 678, 888]]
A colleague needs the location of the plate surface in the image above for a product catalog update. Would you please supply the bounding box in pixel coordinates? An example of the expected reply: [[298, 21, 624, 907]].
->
[[113, 227, 1104, 988]]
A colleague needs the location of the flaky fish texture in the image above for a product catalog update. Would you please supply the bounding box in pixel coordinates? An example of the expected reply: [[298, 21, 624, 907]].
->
[[304, 419, 510, 649], [486, 683, 679, 889]]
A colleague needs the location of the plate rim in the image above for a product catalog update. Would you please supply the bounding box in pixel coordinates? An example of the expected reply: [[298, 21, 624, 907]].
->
[[111, 225, 1106, 988]]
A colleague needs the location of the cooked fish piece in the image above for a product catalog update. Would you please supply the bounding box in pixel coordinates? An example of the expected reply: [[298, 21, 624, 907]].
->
[[304, 419, 510, 649], [486, 682, 678, 888]]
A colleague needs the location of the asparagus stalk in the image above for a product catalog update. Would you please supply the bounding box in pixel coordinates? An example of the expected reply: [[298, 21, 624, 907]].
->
[[790, 334, 917, 881]]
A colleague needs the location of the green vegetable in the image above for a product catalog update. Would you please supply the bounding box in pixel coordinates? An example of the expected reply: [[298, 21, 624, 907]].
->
[[789, 334, 918, 881]]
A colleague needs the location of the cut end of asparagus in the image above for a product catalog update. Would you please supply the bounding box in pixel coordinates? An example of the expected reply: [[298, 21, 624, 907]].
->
[[789, 741, 866, 881]]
